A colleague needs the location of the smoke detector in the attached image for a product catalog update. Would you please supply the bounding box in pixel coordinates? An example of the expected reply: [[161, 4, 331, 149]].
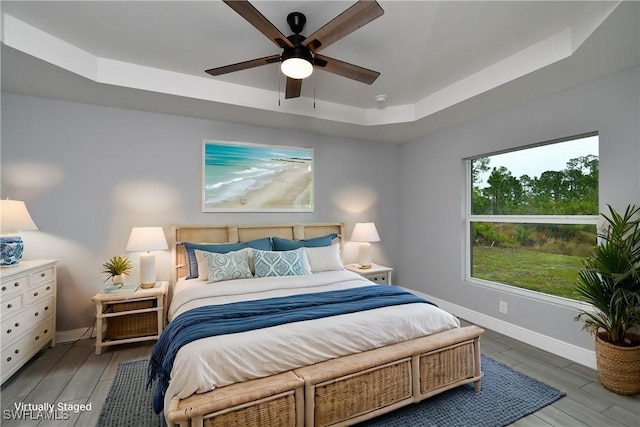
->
[[375, 94, 388, 104]]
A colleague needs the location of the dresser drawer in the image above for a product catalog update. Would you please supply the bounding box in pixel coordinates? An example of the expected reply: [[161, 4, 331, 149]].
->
[[23, 282, 55, 306], [31, 267, 55, 286], [1, 318, 54, 378], [30, 295, 54, 323], [1, 294, 23, 321], [1, 296, 54, 346], [1, 276, 28, 298]]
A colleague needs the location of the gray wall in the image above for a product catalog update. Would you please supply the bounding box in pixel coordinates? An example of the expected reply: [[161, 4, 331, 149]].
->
[[399, 66, 640, 350], [1, 93, 400, 331], [2, 66, 638, 354]]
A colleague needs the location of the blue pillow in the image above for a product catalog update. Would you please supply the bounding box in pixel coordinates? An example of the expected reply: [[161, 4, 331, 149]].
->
[[271, 234, 337, 251], [183, 238, 271, 279]]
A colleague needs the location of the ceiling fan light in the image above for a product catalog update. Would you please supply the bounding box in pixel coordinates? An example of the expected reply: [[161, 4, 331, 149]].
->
[[281, 57, 313, 79]]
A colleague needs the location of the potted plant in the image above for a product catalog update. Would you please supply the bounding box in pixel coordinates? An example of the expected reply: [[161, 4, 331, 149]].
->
[[575, 204, 640, 395], [102, 256, 133, 285]]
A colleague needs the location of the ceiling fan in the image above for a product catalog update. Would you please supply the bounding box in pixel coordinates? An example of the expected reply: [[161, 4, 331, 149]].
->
[[205, 0, 384, 99]]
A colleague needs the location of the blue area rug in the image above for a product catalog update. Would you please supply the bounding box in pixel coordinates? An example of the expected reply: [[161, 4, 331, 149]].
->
[[97, 355, 564, 427], [97, 359, 165, 427], [359, 355, 565, 426]]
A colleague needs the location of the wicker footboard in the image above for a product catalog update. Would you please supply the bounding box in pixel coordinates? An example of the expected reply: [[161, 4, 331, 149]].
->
[[166, 371, 305, 427], [166, 325, 484, 427], [296, 325, 484, 426]]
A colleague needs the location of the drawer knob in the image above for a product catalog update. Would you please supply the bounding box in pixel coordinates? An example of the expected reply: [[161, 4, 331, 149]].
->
[[2, 286, 6, 291], [14, 349, 19, 354], [7, 304, 12, 309], [45, 306, 49, 311], [7, 357, 11, 362], [44, 329, 48, 334], [35, 335, 40, 340], [34, 292, 39, 297], [40, 273, 46, 278], [7, 329, 11, 334], [14, 322, 19, 327], [46, 286, 51, 291], [14, 282, 19, 287], [34, 312, 39, 317]]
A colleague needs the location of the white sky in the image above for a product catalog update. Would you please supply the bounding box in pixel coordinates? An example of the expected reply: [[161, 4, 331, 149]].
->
[[476, 135, 599, 186]]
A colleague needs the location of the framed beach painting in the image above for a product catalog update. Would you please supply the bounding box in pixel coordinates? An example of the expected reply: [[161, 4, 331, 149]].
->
[[202, 140, 314, 212]]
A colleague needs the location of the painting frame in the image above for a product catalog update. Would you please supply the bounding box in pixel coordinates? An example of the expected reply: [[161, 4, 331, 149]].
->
[[202, 140, 314, 212]]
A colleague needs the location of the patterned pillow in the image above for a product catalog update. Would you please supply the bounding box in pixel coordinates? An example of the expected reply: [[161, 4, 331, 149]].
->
[[203, 249, 253, 283], [253, 248, 310, 278]]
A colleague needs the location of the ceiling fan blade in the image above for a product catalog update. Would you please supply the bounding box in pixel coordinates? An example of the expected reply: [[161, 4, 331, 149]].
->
[[285, 78, 302, 99], [313, 54, 380, 84], [205, 54, 281, 76], [303, 0, 384, 53], [223, 0, 294, 49]]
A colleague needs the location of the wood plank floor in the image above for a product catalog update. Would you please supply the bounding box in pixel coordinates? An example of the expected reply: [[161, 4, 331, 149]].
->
[[1, 321, 638, 426]]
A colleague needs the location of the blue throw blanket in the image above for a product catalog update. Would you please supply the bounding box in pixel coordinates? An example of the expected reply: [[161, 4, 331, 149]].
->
[[147, 285, 435, 413]]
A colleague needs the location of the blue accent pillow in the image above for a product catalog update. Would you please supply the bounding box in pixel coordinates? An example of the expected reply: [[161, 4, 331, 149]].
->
[[253, 248, 310, 277], [183, 238, 271, 279], [271, 234, 337, 251]]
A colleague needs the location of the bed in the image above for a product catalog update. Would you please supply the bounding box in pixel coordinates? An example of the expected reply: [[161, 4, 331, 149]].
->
[[154, 223, 484, 427]]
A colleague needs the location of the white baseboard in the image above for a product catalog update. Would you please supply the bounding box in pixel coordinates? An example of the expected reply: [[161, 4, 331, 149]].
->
[[416, 292, 597, 369], [56, 327, 92, 343]]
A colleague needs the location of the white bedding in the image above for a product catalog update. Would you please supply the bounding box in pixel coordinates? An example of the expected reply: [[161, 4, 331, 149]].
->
[[165, 270, 460, 413]]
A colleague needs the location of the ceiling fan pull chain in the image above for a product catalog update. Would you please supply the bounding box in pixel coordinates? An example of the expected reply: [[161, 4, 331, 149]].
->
[[278, 68, 281, 106], [313, 75, 316, 109]]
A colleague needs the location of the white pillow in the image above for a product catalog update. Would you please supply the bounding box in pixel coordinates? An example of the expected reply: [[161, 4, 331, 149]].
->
[[203, 249, 253, 283], [195, 249, 209, 280], [304, 243, 344, 273]]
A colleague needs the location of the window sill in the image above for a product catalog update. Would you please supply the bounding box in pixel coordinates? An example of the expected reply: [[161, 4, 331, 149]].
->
[[465, 276, 592, 311]]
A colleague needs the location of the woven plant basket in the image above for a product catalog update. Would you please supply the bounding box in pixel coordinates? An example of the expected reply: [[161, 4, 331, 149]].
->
[[595, 332, 640, 395]]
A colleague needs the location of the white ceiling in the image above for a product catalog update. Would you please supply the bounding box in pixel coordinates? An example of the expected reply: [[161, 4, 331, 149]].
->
[[1, 1, 638, 143]]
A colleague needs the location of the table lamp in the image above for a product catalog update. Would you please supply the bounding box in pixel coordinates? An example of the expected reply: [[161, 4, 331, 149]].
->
[[0, 199, 39, 266], [350, 222, 380, 269], [126, 227, 168, 288]]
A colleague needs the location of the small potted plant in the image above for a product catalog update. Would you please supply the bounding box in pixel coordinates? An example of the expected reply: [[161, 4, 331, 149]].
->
[[575, 204, 640, 395], [102, 256, 133, 285]]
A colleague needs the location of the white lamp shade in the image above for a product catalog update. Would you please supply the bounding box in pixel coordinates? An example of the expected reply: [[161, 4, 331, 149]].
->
[[126, 227, 168, 252], [0, 200, 39, 233], [350, 222, 380, 243]]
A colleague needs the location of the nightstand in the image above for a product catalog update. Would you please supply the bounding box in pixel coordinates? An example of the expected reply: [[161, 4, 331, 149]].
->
[[92, 281, 168, 355], [344, 263, 393, 285]]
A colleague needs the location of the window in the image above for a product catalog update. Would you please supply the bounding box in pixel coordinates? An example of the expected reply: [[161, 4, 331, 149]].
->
[[466, 134, 599, 301]]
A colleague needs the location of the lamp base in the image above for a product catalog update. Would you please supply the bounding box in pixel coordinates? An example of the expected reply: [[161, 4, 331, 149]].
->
[[357, 242, 373, 271], [1, 236, 24, 267], [139, 253, 157, 289], [139, 282, 157, 289]]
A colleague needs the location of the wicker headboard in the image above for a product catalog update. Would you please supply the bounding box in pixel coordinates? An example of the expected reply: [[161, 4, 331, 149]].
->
[[171, 223, 345, 282]]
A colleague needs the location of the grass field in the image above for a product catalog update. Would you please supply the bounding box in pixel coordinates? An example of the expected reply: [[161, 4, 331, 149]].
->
[[472, 245, 585, 300]]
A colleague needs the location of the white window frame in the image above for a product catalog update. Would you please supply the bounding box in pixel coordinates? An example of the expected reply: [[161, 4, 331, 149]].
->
[[464, 138, 599, 310]]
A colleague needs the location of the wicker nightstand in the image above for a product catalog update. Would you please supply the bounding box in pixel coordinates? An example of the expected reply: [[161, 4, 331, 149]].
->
[[92, 281, 168, 355]]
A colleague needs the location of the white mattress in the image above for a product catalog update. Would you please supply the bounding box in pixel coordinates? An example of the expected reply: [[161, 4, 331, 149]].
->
[[165, 270, 460, 413]]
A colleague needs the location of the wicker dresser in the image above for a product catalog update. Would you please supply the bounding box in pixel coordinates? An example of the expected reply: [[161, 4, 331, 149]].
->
[[92, 281, 168, 355], [1, 259, 58, 384]]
